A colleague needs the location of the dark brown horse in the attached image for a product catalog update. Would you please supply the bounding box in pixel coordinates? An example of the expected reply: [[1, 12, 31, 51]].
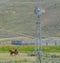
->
[[9, 49, 18, 55]]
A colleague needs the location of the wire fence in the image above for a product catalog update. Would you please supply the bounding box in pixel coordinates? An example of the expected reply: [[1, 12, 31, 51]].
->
[[0, 40, 60, 46]]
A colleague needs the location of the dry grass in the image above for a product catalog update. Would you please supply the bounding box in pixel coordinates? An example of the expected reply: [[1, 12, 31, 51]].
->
[[0, 53, 36, 61]]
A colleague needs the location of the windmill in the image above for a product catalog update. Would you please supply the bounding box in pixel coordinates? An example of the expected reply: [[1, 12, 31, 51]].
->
[[34, 6, 45, 63]]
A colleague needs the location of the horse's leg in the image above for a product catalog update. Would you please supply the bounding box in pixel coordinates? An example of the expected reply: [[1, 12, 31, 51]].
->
[[10, 53, 12, 55]]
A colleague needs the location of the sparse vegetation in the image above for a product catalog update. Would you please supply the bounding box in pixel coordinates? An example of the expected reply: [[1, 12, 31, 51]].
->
[[0, 0, 60, 38]]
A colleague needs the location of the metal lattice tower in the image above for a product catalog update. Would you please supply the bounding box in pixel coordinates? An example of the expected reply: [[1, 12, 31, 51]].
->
[[34, 7, 45, 63]]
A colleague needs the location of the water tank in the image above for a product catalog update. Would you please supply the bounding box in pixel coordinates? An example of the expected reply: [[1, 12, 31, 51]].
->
[[11, 40, 22, 45]]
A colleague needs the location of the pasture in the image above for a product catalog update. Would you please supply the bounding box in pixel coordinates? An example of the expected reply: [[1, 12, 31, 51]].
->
[[0, 45, 60, 53], [0, 53, 36, 60], [0, 53, 36, 63], [0, 0, 60, 63], [0, 52, 60, 63], [0, 45, 60, 63]]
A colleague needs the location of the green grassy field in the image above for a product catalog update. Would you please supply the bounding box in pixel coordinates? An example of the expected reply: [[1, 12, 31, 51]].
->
[[0, 45, 34, 52], [0, 45, 60, 53]]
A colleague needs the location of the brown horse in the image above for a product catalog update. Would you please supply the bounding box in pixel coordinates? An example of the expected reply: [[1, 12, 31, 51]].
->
[[9, 49, 18, 55]]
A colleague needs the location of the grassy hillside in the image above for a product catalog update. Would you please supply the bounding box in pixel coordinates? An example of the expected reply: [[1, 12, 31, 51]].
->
[[0, 0, 60, 38]]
